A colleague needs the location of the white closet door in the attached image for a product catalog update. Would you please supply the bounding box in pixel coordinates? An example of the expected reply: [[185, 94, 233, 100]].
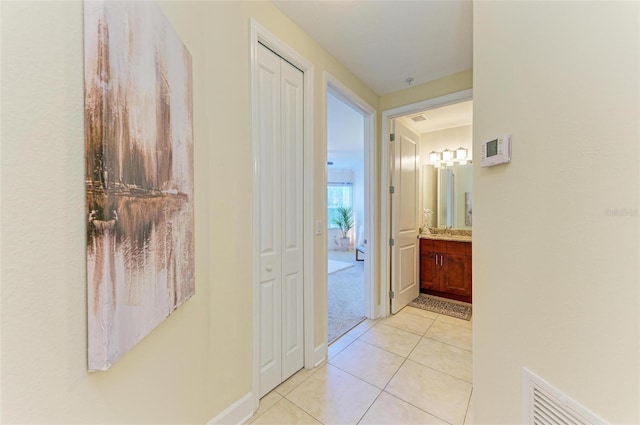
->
[[279, 60, 304, 381], [257, 44, 304, 397], [257, 44, 282, 397]]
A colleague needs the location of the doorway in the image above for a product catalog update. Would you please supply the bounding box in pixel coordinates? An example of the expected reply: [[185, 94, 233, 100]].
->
[[326, 92, 365, 343], [381, 89, 473, 317], [325, 74, 376, 344]]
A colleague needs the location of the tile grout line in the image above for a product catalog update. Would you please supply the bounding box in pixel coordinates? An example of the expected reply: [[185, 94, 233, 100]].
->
[[283, 364, 375, 425], [462, 387, 474, 425], [355, 332, 421, 359], [327, 335, 357, 360], [280, 366, 328, 425], [274, 363, 322, 398], [421, 334, 473, 353], [354, 389, 385, 425], [345, 317, 438, 422], [246, 394, 284, 424], [367, 323, 452, 422], [377, 313, 471, 424], [327, 355, 391, 391], [376, 356, 455, 425], [282, 394, 327, 425], [329, 316, 367, 346], [404, 306, 472, 328], [383, 358, 464, 425], [280, 306, 470, 425], [380, 390, 455, 425], [406, 356, 474, 386]]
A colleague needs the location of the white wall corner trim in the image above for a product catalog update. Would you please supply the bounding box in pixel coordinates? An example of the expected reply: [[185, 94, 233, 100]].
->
[[375, 303, 383, 319], [207, 392, 255, 425], [314, 342, 328, 368]]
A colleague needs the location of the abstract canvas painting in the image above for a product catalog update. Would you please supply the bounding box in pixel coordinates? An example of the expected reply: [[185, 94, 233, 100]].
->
[[84, 1, 194, 371]]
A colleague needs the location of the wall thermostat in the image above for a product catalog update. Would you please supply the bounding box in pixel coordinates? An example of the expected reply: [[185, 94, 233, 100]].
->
[[480, 134, 511, 167]]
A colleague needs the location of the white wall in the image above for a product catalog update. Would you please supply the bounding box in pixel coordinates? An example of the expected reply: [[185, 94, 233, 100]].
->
[[1, 2, 213, 423], [420, 124, 473, 167], [473, 2, 639, 423], [328, 168, 353, 184], [0, 1, 380, 422]]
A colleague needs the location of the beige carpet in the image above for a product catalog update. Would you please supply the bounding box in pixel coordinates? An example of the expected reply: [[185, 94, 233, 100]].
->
[[328, 250, 364, 343], [328, 259, 354, 275]]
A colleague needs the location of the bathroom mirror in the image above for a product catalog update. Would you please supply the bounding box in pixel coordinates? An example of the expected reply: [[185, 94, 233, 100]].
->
[[422, 163, 472, 230]]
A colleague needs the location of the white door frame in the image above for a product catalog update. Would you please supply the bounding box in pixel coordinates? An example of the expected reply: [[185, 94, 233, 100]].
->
[[324, 72, 377, 320], [380, 89, 473, 317], [250, 19, 315, 409]]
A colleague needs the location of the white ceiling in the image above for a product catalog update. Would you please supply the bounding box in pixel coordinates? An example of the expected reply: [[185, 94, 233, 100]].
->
[[300, 1, 474, 171], [398, 100, 473, 134], [272, 0, 473, 95], [327, 92, 364, 170]]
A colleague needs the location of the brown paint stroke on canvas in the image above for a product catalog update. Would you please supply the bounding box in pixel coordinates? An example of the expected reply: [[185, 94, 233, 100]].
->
[[85, 2, 194, 371]]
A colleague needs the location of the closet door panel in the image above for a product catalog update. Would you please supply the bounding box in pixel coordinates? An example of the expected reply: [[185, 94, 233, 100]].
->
[[257, 44, 282, 397], [280, 61, 304, 381]]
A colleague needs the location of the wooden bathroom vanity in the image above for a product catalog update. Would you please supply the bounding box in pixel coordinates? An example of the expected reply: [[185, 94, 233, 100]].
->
[[419, 236, 472, 304]]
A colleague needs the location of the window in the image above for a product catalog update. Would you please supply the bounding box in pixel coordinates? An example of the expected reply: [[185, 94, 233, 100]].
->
[[327, 183, 352, 228]]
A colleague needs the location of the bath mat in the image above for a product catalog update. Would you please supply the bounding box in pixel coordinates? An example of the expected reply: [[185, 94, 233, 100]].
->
[[409, 294, 472, 321]]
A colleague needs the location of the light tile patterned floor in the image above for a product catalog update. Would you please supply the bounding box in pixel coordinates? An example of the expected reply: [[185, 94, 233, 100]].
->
[[247, 305, 473, 425]]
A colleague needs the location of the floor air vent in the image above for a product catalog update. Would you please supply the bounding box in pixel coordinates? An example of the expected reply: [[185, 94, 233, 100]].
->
[[523, 368, 607, 425]]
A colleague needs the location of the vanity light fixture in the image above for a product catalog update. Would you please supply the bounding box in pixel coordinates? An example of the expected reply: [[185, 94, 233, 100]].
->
[[428, 147, 472, 167]]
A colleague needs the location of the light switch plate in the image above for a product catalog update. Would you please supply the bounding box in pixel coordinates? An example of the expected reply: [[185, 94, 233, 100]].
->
[[315, 220, 323, 235]]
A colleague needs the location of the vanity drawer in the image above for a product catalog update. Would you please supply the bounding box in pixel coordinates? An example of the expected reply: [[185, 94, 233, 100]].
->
[[420, 238, 433, 253], [433, 240, 448, 253], [447, 241, 467, 255]]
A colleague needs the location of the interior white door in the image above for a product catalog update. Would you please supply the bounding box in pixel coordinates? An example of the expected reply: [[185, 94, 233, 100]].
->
[[390, 120, 420, 314], [257, 44, 304, 398]]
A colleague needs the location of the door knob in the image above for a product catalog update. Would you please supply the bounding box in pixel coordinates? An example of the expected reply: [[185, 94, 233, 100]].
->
[[266, 265, 273, 272]]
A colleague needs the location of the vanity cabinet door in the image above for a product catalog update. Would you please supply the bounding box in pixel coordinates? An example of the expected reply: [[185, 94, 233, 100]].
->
[[420, 250, 439, 290], [419, 239, 438, 290], [443, 253, 469, 296], [420, 239, 472, 303]]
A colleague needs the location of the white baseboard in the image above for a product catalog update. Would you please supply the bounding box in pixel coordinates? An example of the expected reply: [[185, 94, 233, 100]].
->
[[313, 342, 327, 367], [374, 304, 383, 319], [210, 345, 325, 425], [207, 392, 255, 425]]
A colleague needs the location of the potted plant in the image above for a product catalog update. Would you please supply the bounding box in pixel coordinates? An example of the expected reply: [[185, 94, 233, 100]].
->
[[332, 206, 354, 251]]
